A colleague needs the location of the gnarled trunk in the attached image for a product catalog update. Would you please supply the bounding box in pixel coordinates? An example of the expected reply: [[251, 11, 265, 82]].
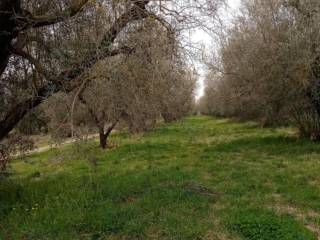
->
[[98, 122, 118, 149], [99, 127, 107, 149], [0, 0, 21, 75]]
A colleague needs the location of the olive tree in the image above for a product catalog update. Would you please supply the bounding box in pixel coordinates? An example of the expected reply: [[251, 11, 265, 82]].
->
[[203, 0, 320, 138], [66, 19, 195, 148], [0, 0, 225, 142], [0, 0, 153, 142]]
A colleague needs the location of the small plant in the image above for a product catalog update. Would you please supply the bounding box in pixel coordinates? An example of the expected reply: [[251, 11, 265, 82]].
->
[[0, 134, 34, 171], [226, 208, 316, 240]]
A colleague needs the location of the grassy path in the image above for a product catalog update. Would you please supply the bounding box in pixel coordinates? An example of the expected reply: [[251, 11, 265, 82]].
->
[[1, 116, 320, 239]]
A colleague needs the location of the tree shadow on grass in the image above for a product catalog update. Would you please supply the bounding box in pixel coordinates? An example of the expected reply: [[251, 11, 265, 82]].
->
[[203, 135, 320, 158], [201, 135, 320, 212], [0, 167, 216, 239]]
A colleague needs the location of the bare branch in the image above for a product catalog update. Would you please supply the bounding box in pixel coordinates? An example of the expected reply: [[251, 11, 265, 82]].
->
[[10, 46, 50, 80], [17, 0, 90, 30]]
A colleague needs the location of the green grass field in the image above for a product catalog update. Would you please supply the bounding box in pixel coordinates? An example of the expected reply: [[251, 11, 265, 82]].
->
[[1, 116, 320, 239]]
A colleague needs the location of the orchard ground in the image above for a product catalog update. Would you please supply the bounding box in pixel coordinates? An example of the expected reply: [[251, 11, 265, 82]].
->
[[1, 116, 320, 239]]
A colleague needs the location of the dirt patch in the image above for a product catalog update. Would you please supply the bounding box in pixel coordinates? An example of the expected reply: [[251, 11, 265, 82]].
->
[[185, 182, 221, 198], [270, 194, 320, 239]]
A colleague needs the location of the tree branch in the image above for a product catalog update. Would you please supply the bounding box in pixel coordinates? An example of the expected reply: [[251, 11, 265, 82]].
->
[[0, 0, 151, 142], [10, 46, 50, 80], [17, 0, 89, 30]]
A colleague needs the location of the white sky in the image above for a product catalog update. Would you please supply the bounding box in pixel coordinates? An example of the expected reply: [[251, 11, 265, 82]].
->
[[193, 0, 241, 100]]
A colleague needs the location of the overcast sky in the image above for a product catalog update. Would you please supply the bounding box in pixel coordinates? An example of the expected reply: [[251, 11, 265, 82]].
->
[[193, 0, 241, 99]]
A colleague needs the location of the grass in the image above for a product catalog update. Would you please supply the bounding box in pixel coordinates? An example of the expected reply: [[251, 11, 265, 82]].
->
[[1, 116, 320, 239]]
